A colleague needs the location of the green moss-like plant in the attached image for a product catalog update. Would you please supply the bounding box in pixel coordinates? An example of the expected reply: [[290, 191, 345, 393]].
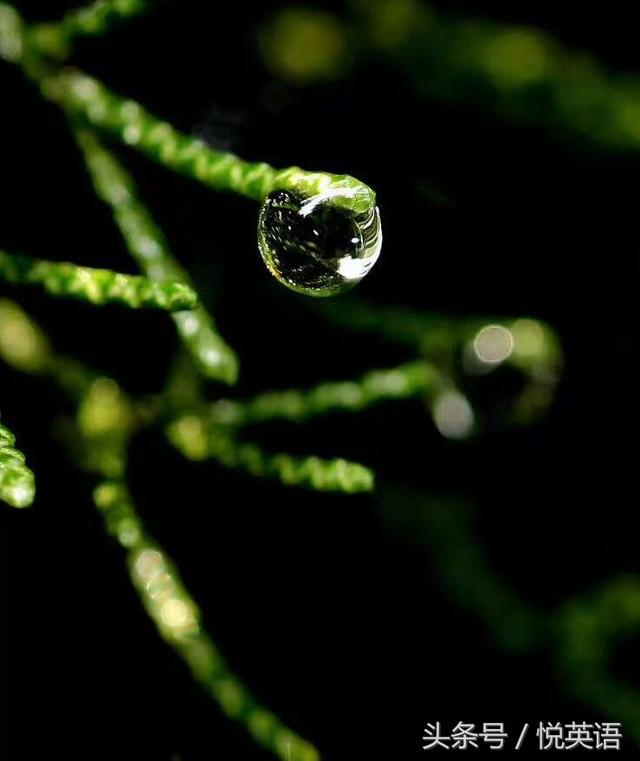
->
[[3, 1, 635, 757]]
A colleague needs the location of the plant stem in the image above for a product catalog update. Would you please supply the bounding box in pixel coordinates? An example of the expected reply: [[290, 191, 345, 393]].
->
[[357, 0, 640, 152], [167, 415, 374, 493], [44, 68, 375, 213], [0, 2, 375, 214], [94, 477, 320, 761], [74, 128, 240, 384], [0, 421, 35, 508], [206, 360, 445, 426], [29, 0, 149, 58], [0, 249, 198, 311], [0, 298, 320, 760]]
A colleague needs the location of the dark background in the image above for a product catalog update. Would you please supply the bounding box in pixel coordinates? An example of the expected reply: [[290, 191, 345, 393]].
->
[[2, 0, 640, 758]]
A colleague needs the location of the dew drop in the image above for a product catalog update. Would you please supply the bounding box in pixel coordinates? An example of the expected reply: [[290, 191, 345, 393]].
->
[[257, 189, 382, 296]]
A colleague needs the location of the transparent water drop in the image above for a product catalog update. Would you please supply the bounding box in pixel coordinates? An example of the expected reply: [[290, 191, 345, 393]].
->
[[257, 188, 382, 296]]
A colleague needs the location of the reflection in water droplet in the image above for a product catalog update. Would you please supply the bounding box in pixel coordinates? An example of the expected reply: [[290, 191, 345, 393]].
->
[[257, 189, 382, 296]]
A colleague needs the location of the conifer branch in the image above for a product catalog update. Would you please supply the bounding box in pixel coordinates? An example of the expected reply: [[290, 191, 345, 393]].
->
[[167, 415, 374, 493], [30, 0, 149, 59], [0, 302, 319, 760], [357, 1, 640, 153], [0, 421, 35, 508], [94, 478, 320, 761], [555, 577, 640, 745], [207, 360, 444, 427], [0, 1, 376, 216], [40, 68, 376, 213], [73, 361, 319, 760], [74, 129, 239, 384], [318, 299, 562, 426], [0, 249, 198, 311]]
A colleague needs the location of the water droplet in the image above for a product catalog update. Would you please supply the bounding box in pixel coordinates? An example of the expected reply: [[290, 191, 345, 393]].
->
[[257, 189, 382, 296]]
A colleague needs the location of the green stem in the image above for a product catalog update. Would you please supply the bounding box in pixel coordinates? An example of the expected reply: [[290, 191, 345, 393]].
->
[[357, 0, 640, 153], [205, 360, 445, 427], [74, 128, 239, 384], [0, 421, 35, 508], [42, 68, 375, 212], [0, 249, 198, 311], [379, 487, 544, 653], [29, 0, 149, 59], [555, 577, 640, 745], [316, 299, 562, 426], [0, 2, 375, 214], [0, 297, 320, 759], [167, 416, 374, 493], [94, 478, 320, 761]]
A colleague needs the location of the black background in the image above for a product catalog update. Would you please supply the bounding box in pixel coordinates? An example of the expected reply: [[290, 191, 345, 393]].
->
[[2, 1, 640, 758]]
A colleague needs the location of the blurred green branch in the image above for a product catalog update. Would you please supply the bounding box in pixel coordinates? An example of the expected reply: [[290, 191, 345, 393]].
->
[[380, 487, 640, 741], [318, 298, 562, 429], [41, 67, 375, 213], [379, 487, 544, 654], [263, 0, 640, 153], [556, 578, 640, 744], [206, 360, 443, 426], [0, 0, 376, 215], [74, 127, 239, 384], [168, 415, 374, 493], [355, 0, 640, 152], [5, 0, 624, 757], [167, 360, 448, 493], [0, 420, 35, 508], [0, 249, 198, 310], [94, 478, 319, 761], [0, 299, 319, 761], [30, 0, 149, 59]]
